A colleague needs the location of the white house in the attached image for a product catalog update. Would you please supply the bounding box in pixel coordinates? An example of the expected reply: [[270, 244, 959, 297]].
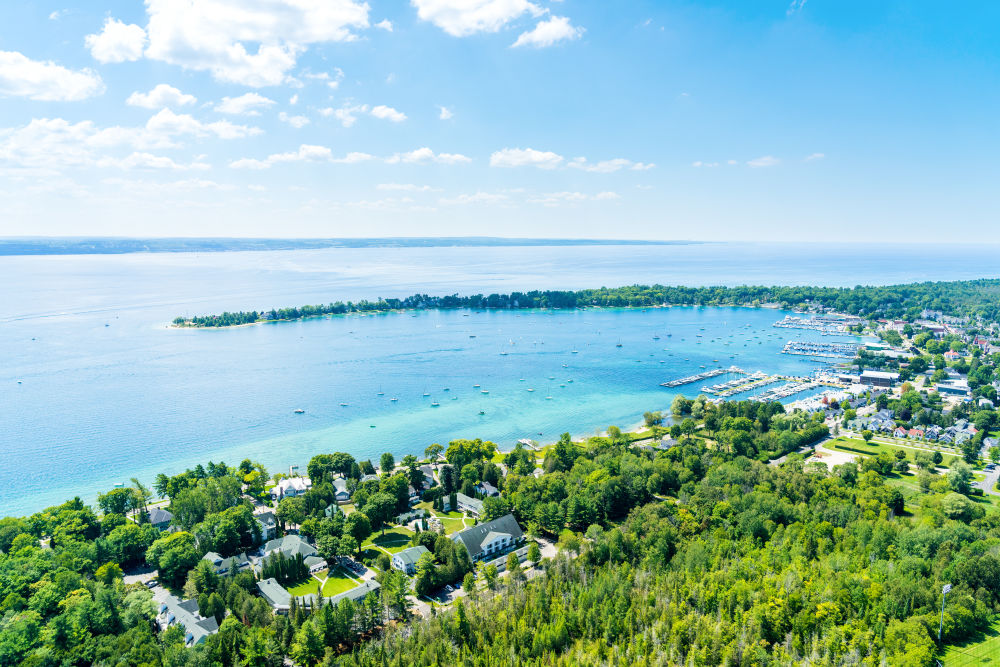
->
[[270, 476, 311, 501], [391, 545, 430, 575], [451, 513, 524, 562]]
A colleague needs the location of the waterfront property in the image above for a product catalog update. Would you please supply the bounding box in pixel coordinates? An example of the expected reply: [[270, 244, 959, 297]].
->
[[451, 513, 524, 562], [859, 370, 900, 388], [148, 507, 173, 531], [270, 476, 311, 501], [256, 511, 277, 541], [443, 492, 484, 516]]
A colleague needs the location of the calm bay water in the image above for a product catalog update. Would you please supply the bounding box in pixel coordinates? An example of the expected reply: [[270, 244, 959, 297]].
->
[[3, 242, 999, 516]]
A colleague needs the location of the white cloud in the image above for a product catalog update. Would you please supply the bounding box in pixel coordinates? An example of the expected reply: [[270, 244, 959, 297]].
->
[[323, 103, 369, 127], [440, 191, 509, 205], [126, 84, 196, 109], [411, 0, 544, 37], [787, 0, 807, 16], [231, 144, 332, 169], [376, 19, 393, 31], [568, 157, 653, 173], [439, 105, 454, 120], [512, 15, 583, 48], [377, 183, 439, 192], [85, 18, 148, 63], [289, 94, 299, 105], [0, 51, 104, 101], [528, 190, 620, 206], [144, 108, 262, 141], [214, 93, 276, 115], [386, 147, 471, 164], [0, 113, 253, 172], [805, 152, 825, 161], [279, 112, 310, 128], [691, 161, 719, 168], [230, 145, 373, 169], [49, 10, 66, 20], [144, 0, 370, 86], [333, 152, 375, 163], [747, 155, 780, 168], [370, 105, 407, 122], [96, 152, 210, 171], [490, 147, 563, 169]]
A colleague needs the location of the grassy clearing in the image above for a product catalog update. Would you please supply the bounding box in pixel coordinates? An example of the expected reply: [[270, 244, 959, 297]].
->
[[940, 619, 1000, 665], [828, 437, 960, 468], [438, 517, 465, 534], [364, 526, 415, 553], [287, 577, 321, 597], [321, 568, 359, 597]]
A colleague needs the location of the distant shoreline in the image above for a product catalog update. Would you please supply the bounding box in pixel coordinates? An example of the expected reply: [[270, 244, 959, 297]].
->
[[0, 236, 703, 257]]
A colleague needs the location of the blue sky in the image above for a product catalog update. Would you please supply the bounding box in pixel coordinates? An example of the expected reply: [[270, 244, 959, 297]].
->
[[0, 0, 997, 241]]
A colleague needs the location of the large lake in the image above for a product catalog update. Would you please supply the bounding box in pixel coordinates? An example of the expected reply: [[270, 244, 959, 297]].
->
[[3, 242, 999, 516]]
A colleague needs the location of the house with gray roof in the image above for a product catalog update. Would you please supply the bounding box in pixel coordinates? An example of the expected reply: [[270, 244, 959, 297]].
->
[[328, 579, 380, 607], [263, 534, 317, 559], [256, 511, 277, 541], [391, 545, 430, 575], [157, 593, 218, 646], [443, 492, 484, 516], [332, 477, 350, 502], [202, 551, 250, 576], [256, 578, 292, 612], [451, 513, 524, 562], [148, 507, 174, 531]]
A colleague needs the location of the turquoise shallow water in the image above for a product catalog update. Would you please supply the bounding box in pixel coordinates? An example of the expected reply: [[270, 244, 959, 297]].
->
[[3, 242, 999, 516]]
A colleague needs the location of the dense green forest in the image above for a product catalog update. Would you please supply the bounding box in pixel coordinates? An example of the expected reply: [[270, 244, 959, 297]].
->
[[1, 399, 995, 665], [173, 279, 1000, 327]]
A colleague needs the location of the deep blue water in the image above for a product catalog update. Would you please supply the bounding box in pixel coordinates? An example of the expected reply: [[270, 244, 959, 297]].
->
[[3, 242, 999, 517]]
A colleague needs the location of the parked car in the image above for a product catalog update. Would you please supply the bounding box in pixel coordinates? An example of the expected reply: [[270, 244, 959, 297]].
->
[[145, 579, 158, 589], [444, 584, 454, 593]]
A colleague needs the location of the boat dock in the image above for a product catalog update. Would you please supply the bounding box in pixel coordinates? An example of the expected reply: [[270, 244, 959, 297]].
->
[[752, 381, 820, 402], [781, 340, 858, 359], [705, 373, 783, 397], [661, 366, 745, 388]]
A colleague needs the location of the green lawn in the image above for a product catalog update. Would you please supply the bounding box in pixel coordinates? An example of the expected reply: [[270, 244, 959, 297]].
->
[[828, 437, 959, 468], [321, 568, 359, 597], [438, 517, 466, 534], [363, 526, 415, 553], [941, 619, 1000, 665], [286, 577, 321, 597]]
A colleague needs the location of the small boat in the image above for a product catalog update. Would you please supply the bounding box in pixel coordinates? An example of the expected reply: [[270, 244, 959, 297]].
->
[[616, 343, 623, 348], [443, 388, 450, 391], [500, 352, 508, 356], [293, 408, 305, 414], [431, 402, 440, 407], [473, 384, 481, 388], [370, 425, 376, 428], [340, 403, 349, 407], [390, 397, 398, 402], [469, 335, 476, 338], [518, 378, 525, 382], [527, 388, 535, 392], [422, 392, 430, 397], [481, 390, 489, 394], [16, 380, 22, 384], [567, 379, 573, 383], [452, 397, 458, 400], [571, 350, 578, 354], [653, 335, 660, 340], [545, 396, 553, 400], [478, 410, 486, 415]]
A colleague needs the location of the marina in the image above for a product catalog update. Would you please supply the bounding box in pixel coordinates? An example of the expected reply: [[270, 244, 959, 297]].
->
[[781, 340, 859, 359], [660, 366, 745, 388]]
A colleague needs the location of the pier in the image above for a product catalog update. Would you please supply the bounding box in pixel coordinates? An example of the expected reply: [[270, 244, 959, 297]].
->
[[752, 381, 820, 402], [660, 366, 745, 388], [781, 340, 858, 359]]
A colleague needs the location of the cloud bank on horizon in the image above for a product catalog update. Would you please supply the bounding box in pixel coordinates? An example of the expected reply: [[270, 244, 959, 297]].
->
[[0, 0, 996, 240]]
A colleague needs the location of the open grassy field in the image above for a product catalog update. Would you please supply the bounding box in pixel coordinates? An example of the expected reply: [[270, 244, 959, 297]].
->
[[321, 568, 359, 597], [940, 619, 1000, 665], [286, 577, 321, 597], [363, 526, 415, 553], [438, 517, 467, 534], [828, 436, 960, 468]]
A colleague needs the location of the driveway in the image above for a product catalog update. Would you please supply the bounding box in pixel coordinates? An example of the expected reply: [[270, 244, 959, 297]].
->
[[977, 467, 1000, 496]]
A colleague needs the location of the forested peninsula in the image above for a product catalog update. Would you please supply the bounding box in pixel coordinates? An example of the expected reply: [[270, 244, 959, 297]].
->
[[173, 279, 1000, 328]]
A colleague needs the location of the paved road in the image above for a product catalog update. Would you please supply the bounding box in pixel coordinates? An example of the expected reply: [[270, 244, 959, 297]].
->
[[977, 467, 1000, 496]]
